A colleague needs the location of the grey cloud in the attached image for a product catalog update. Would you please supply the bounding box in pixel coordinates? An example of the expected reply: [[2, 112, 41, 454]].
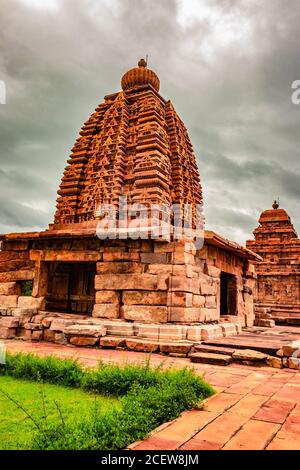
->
[[0, 0, 299, 244]]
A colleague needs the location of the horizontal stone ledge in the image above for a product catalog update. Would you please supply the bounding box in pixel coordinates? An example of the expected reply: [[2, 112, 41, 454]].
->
[[64, 325, 107, 337], [30, 250, 103, 262], [0, 271, 34, 282]]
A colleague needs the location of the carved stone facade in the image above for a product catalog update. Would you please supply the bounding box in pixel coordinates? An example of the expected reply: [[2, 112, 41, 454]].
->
[[0, 60, 258, 347], [246, 201, 300, 320]]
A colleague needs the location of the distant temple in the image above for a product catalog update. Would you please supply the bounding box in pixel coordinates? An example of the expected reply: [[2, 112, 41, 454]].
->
[[246, 201, 300, 322], [0, 60, 259, 348]]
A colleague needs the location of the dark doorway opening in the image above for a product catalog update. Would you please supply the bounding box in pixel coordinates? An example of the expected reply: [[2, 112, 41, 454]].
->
[[46, 262, 96, 315], [220, 272, 237, 316]]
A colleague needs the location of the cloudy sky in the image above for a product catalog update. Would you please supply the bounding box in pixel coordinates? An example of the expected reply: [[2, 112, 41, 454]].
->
[[0, 0, 300, 244]]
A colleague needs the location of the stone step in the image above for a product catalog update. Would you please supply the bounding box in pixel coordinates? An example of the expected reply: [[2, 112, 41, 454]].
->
[[203, 338, 280, 355], [193, 344, 236, 356], [189, 352, 232, 366]]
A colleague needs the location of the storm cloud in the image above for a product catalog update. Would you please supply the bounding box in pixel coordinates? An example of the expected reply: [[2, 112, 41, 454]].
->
[[0, 0, 300, 244]]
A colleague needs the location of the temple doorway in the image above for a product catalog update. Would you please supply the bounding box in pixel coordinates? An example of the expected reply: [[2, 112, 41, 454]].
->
[[45, 262, 96, 315], [220, 272, 237, 316]]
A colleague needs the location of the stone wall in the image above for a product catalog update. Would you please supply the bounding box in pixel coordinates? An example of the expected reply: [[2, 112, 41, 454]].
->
[[0, 236, 255, 329]]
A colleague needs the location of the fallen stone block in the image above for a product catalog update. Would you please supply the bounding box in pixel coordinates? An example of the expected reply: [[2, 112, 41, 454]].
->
[[11, 308, 37, 317], [232, 349, 267, 362], [288, 357, 300, 370], [282, 341, 300, 357], [266, 356, 283, 369], [69, 336, 99, 347], [50, 319, 75, 332], [189, 352, 232, 366], [100, 336, 127, 349], [159, 342, 193, 355], [64, 325, 106, 337], [126, 338, 159, 353]]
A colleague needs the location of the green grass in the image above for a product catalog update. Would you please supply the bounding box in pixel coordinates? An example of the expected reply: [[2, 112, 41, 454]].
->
[[0, 376, 119, 450], [0, 353, 214, 450]]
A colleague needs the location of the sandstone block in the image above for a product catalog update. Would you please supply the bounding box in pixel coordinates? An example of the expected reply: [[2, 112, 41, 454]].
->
[[159, 342, 192, 355], [92, 304, 120, 319], [258, 319, 276, 328], [167, 291, 193, 307], [200, 307, 219, 322], [205, 296, 217, 308], [232, 349, 267, 362], [44, 329, 56, 342], [50, 319, 75, 332], [100, 336, 127, 349], [266, 356, 283, 369], [17, 297, 45, 310], [168, 307, 201, 323], [200, 283, 215, 296], [69, 336, 99, 347], [32, 331, 43, 341], [103, 252, 140, 262], [54, 333, 67, 345], [0, 326, 16, 339], [97, 262, 142, 274], [168, 277, 200, 294], [0, 282, 21, 295], [0, 295, 19, 308], [122, 305, 168, 323], [288, 357, 300, 370], [0, 317, 19, 328], [95, 291, 120, 304], [16, 328, 32, 340], [220, 323, 237, 337], [42, 318, 53, 328], [95, 274, 157, 291], [206, 266, 221, 278], [141, 253, 168, 264], [104, 322, 135, 337], [147, 264, 174, 275], [11, 308, 37, 317], [136, 325, 160, 340], [123, 291, 167, 306], [64, 325, 106, 337], [193, 295, 205, 307], [282, 341, 300, 357], [159, 325, 187, 341], [0, 309, 8, 316], [24, 323, 42, 331], [126, 338, 159, 353]]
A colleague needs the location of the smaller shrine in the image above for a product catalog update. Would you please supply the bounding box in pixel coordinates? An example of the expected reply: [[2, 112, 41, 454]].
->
[[246, 201, 300, 321]]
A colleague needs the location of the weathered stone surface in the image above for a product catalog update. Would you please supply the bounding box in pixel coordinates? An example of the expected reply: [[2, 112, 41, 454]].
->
[[126, 338, 159, 353], [159, 342, 192, 355], [122, 305, 168, 323], [11, 307, 37, 317], [287, 357, 300, 370], [232, 349, 268, 362], [50, 319, 75, 332], [189, 352, 232, 366], [0, 309, 8, 316], [187, 325, 223, 341], [0, 270, 34, 283], [159, 325, 187, 341], [69, 336, 99, 347], [92, 304, 120, 319], [42, 318, 53, 328], [258, 319, 276, 328], [16, 328, 32, 340], [0, 317, 19, 328], [282, 341, 300, 357], [205, 296, 217, 308], [266, 356, 283, 369], [97, 262, 143, 274], [95, 274, 157, 291], [193, 295, 206, 307], [0, 326, 16, 339], [54, 333, 67, 345], [64, 325, 106, 337], [24, 322, 42, 331], [17, 296, 45, 310], [0, 282, 21, 295], [167, 292, 193, 307], [123, 291, 167, 306], [200, 283, 215, 296], [104, 322, 135, 337], [168, 307, 201, 323], [0, 295, 18, 308], [95, 291, 120, 304], [32, 330, 43, 341], [100, 336, 127, 349], [141, 253, 168, 264], [43, 329, 56, 342], [136, 324, 160, 340], [220, 323, 237, 337]]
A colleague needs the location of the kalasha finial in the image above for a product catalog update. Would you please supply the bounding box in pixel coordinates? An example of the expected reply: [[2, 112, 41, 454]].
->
[[273, 200, 279, 210], [138, 58, 147, 68]]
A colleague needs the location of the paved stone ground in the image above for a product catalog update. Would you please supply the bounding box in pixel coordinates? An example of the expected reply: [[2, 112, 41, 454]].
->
[[3, 340, 300, 450]]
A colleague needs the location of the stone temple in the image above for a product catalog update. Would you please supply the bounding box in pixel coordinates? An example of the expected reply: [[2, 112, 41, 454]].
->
[[247, 201, 300, 324], [0, 60, 259, 350]]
